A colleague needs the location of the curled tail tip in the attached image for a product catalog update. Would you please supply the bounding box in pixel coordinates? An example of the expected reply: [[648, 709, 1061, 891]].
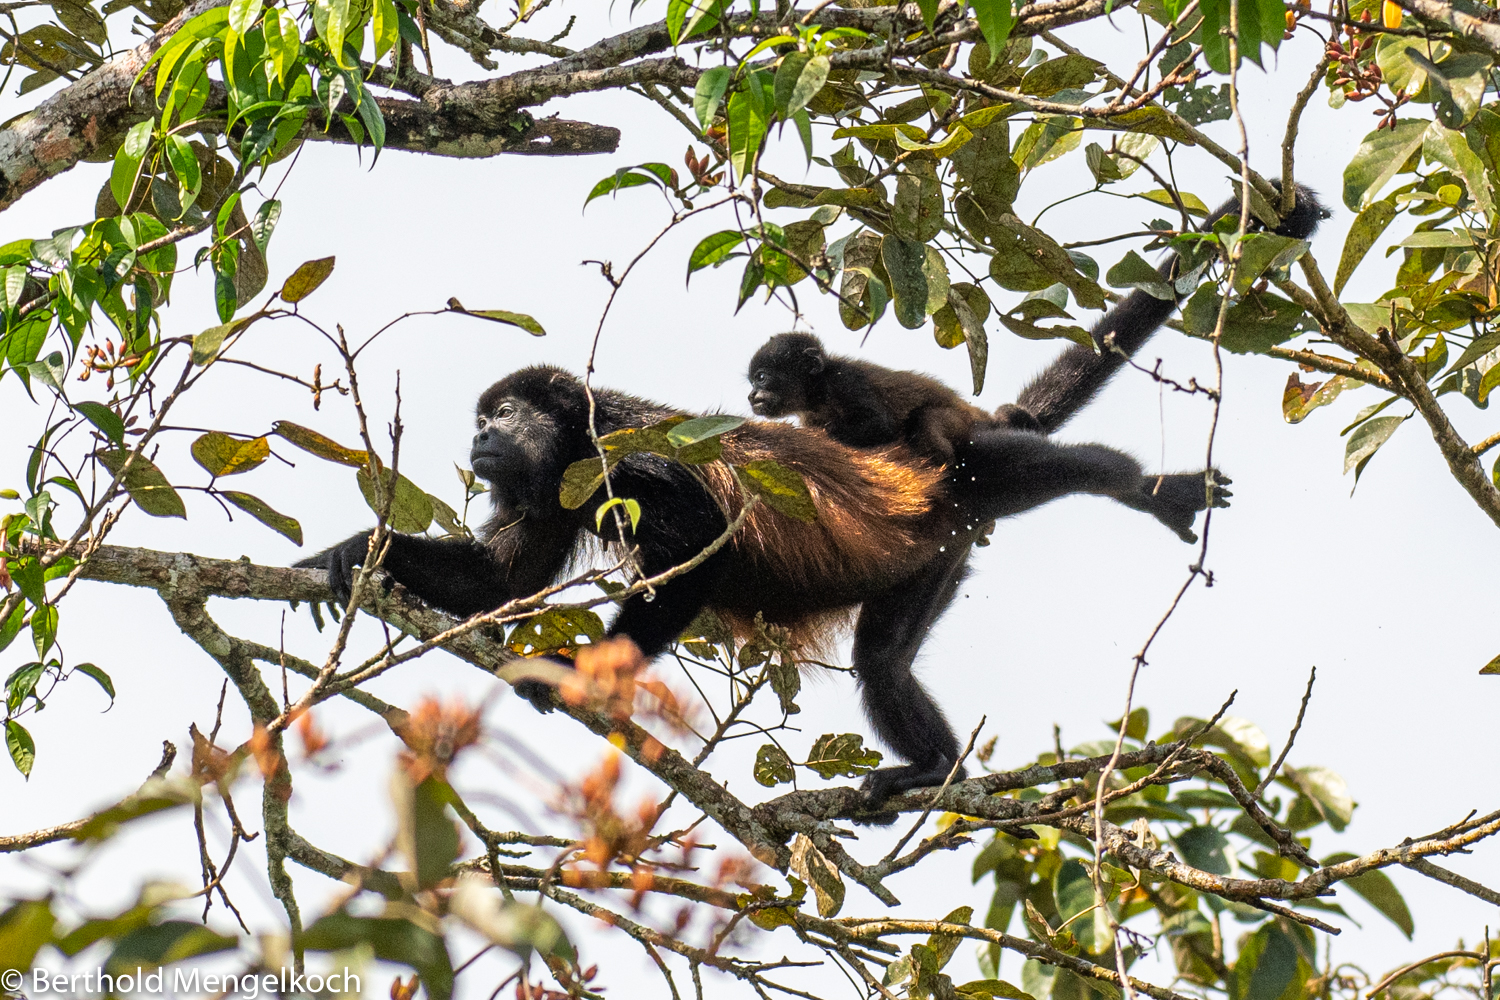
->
[[1272, 181, 1333, 240]]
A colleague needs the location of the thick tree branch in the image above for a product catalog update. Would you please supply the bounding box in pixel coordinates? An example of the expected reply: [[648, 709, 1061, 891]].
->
[[69, 543, 1500, 923], [0, 0, 222, 212]]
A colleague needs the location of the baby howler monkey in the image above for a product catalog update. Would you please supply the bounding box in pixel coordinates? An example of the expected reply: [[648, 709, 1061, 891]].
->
[[747, 333, 1024, 465]]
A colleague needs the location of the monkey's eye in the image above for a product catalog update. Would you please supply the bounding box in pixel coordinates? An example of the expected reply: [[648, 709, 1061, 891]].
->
[[753, 371, 768, 386], [496, 403, 516, 420]]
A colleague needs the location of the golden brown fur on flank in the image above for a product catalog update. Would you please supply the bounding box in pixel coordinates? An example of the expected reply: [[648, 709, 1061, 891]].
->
[[700, 420, 948, 649]]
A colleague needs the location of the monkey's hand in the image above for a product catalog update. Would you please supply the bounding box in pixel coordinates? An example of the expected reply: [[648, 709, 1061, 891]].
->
[[295, 530, 378, 606], [1126, 470, 1233, 543]]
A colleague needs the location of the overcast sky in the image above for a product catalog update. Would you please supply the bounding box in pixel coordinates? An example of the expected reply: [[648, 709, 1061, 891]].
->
[[2, 5, 1497, 997]]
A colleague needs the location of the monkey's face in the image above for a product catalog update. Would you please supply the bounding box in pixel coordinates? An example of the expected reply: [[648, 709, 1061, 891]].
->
[[471, 395, 564, 507], [747, 365, 808, 417]]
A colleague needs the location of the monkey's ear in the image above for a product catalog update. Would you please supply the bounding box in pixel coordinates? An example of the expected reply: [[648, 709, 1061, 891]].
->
[[803, 348, 825, 374]]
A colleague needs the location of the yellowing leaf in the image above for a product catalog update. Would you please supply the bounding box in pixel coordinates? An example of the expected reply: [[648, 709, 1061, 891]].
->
[[279, 256, 335, 303]]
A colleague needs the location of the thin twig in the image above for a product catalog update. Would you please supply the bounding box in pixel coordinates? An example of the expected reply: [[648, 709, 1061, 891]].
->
[[1255, 666, 1316, 798]]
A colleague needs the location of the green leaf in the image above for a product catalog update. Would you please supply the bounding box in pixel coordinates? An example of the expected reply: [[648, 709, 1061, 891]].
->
[[30, 603, 56, 659], [221, 491, 302, 545], [66, 776, 196, 844], [1237, 923, 1304, 1000], [72, 662, 115, 702], [957, 980, 1036, 1000], [0, 602, 25, 654], [936, 284, 991, 393], [1285, 765, 1355, 829], [1180, 285, 1311, 354], [96, 451, 187, 518], [75, 401, 125, 444], [372, 0, 398, 62], [444, 299, 545, 336], [449, 879, 576, 963], [1320, 852, 1413, 938], [0, 899, 56, 973], [192, 320, 236, 366], [279, 256, 336, 302], [1343, 120, 1429, 211], [687, 231, 745, 280], [928, 905, 975, 968], [6, 662, 44, 712], [109, 120, 152, 213], [1335, 198, 1397, 295], [191, 432, 269, 476], [1232, 234, 1310, 294], [894, 162, 944, 243], [106, 921, 237, 973], [727, 77, 770, 183], [774, 52, 829, 120], [667, 414, 744, 446], [506, 607, 604, 656], [803, 733, 882, 779], [1137, 188, 1210, 217], [6, 719, 35, 778], [272, 421, 369, 466], [754, 743, 795, 786], [970, 0, 1015, 61], [1174, 825, 1231, 875], [301, 912, 455, 1000], [163, 134, 201, 215], [694, 65, 733, 128], [1342, 414, 1405, 481], [582, 169, 660, 208], [1019, 54, 1100, 97], [915, 0, 938, 27], [263, 8, 300, 85], [737, 460, 816, 522], [594, 496, 641, 532], [1396, 230, 1474, 249], [882, 234, 931, 329], [250, 199, 281, 255], [1283, 373, 1355, 424], [1106, 250, 1174, 300], [356, 467, 434, 534], [559, 455, 617, 510], [394, 774, 461, 890], [352, 76, 387, 157]]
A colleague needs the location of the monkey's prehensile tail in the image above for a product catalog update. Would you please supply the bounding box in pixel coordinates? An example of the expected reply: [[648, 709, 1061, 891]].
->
[[1013, 183, 1331, 435]]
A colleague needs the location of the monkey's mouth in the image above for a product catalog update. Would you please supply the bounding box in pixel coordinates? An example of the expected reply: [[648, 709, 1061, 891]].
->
[[747, 392, 776, 416], [469, 452, 509, 482]]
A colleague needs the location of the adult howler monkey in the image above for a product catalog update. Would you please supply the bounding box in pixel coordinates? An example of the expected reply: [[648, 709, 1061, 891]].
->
[[301, 184, 1327, 809]]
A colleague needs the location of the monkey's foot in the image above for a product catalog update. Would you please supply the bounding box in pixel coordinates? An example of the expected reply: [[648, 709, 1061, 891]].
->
[[1128, 470, 1231, 543], [994, 403, 1043, 433], [514, 678, 558, 713], [854, 761, 967, 825]]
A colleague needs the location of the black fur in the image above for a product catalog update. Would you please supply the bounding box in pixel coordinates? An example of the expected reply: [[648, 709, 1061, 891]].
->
[[748, 332, 996, 464], [301, 184, 1323, 812], [1014, 183, 1330, 433]]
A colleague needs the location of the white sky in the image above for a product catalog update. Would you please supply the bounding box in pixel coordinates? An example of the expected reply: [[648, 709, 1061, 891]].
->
[[1, 4, 1497, 998]]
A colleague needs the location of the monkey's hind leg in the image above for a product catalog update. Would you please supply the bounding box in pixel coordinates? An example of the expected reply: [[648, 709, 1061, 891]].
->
[[850, 544, 972, 818]]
